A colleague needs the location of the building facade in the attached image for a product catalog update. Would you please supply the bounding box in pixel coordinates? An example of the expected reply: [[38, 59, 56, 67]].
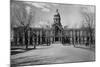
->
[[11, 9, 95, 46]]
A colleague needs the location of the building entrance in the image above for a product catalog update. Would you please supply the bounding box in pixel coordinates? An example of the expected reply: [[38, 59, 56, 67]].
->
[[55, 37, 59, 41]]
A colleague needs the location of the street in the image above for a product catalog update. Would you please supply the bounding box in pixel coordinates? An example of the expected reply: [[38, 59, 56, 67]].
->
[[11, 43, 95, 66]]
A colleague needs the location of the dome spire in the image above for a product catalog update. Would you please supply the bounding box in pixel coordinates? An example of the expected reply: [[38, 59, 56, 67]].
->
[[54, 9, 60, 17], [56, 9, 59, 14]]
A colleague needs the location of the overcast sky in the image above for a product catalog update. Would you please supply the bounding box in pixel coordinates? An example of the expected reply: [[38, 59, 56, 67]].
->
[[11, 1, 95, 28]]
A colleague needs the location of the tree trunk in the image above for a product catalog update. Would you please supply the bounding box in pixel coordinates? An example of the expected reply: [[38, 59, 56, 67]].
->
[[26, 44, 28, 49], [33, 44, 36, 49]]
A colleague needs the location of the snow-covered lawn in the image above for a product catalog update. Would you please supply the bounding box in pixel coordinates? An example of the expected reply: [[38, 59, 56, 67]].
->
[[11, 43, 95, 66]]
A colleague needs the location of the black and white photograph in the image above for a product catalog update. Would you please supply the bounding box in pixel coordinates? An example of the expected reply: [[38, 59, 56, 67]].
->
[[10, 0, 95, 67]]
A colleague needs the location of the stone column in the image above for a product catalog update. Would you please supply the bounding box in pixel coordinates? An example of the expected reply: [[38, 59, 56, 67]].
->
[[17, 32, 19, 45], [53, 36, 55, 43], [79, 31, 80, 44], [50, 36, 51, 44], [76, 31, 77, 44], [36, 31, 38, 45], [32, 36, 34, 45], [72, 31, 74, 44], [77, 31, 79, 44], [83, 36, 85, 44], [23, 32, 25, 45], [74, 31, 76, 45], [61, 36, 62, 43], [40, 31, 42, 44], [59, 37, 60, 42], [28, 30, 30, 45], [60, 37, 61, 42]]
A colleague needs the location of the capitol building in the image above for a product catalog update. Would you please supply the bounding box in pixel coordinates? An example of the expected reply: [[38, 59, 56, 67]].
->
[[11, 9, 95, 48]]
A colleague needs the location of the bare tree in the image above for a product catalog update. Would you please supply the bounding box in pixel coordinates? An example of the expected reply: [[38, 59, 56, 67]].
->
[[82, 12, 95, 29], [81, 8, 95, 46], [11, 1, 36, 49]]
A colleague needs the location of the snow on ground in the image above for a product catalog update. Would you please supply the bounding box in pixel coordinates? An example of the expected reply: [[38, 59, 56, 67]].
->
[[11, 43, 95, 66]]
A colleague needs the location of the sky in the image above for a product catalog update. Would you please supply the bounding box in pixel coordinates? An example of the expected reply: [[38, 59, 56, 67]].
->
[[11, 1, 95, 28]]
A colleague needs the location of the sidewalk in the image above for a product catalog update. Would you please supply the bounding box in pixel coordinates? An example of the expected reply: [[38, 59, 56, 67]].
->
[[11, 43, 95, 66], [11, 44, 52, 55], [74, 44, 95, 51], [11, 44, 95, 55]]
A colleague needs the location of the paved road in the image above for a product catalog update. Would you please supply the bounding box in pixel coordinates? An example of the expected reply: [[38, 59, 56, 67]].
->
[[11, 43, 95, 66]]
